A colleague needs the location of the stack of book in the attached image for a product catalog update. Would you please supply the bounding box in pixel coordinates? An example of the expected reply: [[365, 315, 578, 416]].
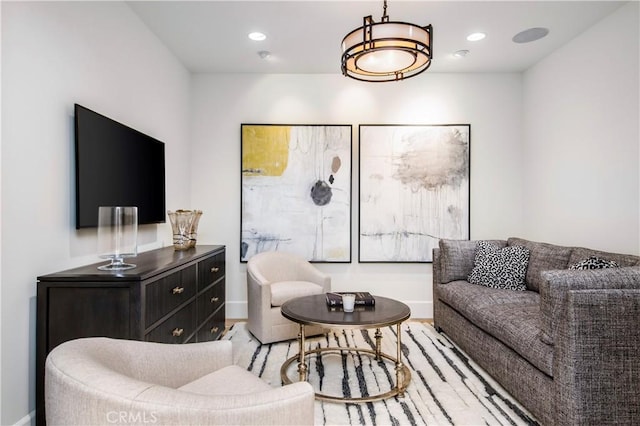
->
[[325, 292, 376, 307]]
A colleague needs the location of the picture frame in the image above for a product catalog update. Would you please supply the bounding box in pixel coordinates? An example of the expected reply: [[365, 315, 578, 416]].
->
[[358, 124, 470, 262], [241, 124, 352, 262]]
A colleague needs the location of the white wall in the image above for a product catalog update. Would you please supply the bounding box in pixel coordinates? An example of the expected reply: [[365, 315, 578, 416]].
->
[[190, 73, 525, 319], [522, 1, 639, 253], [0, 3, 3, 422], [2, 1, 638, 424], [1, 2, 191, 423]]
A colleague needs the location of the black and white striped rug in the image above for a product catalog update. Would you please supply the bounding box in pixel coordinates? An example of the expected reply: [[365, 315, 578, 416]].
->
[[223, 322, 539, 426]]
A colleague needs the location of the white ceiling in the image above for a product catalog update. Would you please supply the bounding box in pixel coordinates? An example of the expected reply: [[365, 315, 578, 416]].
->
[[127, 1, 625, 74]]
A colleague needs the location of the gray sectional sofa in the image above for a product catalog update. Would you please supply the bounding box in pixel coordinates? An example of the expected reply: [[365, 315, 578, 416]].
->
[[432, 237, 640, 425]]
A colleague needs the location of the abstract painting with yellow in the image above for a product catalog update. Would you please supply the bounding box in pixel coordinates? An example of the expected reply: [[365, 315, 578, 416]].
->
[[242, 125, 291, 176], [241, 124, 352, 262]]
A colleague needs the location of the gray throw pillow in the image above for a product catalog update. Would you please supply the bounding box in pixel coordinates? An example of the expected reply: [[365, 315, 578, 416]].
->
[[569, 256, 619, 270], [468, 241, 530, 291]]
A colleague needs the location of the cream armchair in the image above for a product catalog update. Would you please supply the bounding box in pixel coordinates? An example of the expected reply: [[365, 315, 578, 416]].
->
[[45, 337, 314, 425], [247, 251, 331, 344]]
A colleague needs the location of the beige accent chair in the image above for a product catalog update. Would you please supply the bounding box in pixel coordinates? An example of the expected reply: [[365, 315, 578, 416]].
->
[[45, 337, 314, 425], [247, 251, 331, 344]]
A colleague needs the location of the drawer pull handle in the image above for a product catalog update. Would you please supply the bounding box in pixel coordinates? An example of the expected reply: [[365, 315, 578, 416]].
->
[[211, 267, 220, 273], [210, 327, 219, 334], [172, 286, 185, 295], [210, 297, 220, 303], [172, 328, 184, 337]]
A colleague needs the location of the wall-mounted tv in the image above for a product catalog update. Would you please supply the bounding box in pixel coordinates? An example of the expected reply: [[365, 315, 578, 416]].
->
[[74, 104, 166, 229]]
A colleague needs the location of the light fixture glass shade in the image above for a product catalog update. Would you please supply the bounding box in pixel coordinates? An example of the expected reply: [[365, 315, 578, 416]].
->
[[97, 206, 138, 271], [341, 16, 433, 82]]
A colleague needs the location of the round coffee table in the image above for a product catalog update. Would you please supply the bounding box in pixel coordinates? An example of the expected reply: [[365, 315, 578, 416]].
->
[[280, 294, 411, 403]]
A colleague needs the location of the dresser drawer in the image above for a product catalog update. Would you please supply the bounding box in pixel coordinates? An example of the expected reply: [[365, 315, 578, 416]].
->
[[145, 301, 196, 344], [197, 280, 225, 324], [145, 265, 196, 326], [197, 307, 225, 342], [197, 250, 225, 290]]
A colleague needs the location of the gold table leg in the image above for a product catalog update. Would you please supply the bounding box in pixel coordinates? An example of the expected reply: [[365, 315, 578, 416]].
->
[[297, 324, 307, 381], [374, 328, 383, 361], [395, 322, 405, 397]]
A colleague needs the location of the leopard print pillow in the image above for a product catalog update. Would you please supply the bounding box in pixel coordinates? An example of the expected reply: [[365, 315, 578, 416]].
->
[[468, 240, 530, 291], [569, 256, 619, 270]]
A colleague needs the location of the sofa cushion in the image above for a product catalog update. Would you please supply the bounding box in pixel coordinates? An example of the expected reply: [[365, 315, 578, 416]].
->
[[178, 365, 272, 396], [468, 241, 530, 291], [568, 247, 639, 268], [270, 280, 324, 307], [436, 281, 553, 376], [507, 238, 573, 292], [569, 256, 619, 270], [439, 239, 507, 283]]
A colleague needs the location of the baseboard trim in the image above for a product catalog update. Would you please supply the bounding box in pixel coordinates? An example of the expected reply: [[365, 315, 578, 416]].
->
[[14, 410, 34, 426]]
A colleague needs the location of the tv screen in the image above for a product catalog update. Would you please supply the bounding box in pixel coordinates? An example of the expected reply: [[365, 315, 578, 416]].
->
[[74, 104, 166, 229]]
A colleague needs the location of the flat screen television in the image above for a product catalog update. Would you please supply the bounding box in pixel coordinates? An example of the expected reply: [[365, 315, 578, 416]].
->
[[74, 104, 166, 229]]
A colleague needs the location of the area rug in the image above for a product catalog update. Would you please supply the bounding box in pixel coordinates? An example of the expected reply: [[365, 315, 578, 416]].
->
[[223, 322, 539, 426]]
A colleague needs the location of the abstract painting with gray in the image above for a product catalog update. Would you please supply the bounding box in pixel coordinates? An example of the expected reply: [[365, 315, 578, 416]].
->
[[359, 124, 470, 262]]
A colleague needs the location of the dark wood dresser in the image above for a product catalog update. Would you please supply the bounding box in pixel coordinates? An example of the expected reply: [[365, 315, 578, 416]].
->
[[35, 245, 225, 425]]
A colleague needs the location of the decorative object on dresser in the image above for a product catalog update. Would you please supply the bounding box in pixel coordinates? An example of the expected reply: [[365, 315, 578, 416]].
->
[[168, 209, 203, 250], [36, 245, 225, 426], [97, 206, 138, 270]]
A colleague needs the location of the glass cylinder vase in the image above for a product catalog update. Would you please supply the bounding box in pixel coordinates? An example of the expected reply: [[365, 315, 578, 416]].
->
[[97, 206, 138, 270]]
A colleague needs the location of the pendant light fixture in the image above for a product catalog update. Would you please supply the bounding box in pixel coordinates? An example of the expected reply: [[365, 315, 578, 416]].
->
[[341, 0, 433, 82]]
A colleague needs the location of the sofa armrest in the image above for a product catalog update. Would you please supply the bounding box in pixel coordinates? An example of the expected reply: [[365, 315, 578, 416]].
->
[[432, 248, 443, 330], [553, 289, 640, 425], [539, 266, 640, 345], [432, 248, 442, 285], [438, 239, 478, 283]]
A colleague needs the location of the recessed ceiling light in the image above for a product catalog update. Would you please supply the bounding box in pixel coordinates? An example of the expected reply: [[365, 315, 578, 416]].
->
[[248, 32, 266, 41], [453, 50, 469, 58], [512, 27, 549, 44], [466, 32, 486, 42]]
